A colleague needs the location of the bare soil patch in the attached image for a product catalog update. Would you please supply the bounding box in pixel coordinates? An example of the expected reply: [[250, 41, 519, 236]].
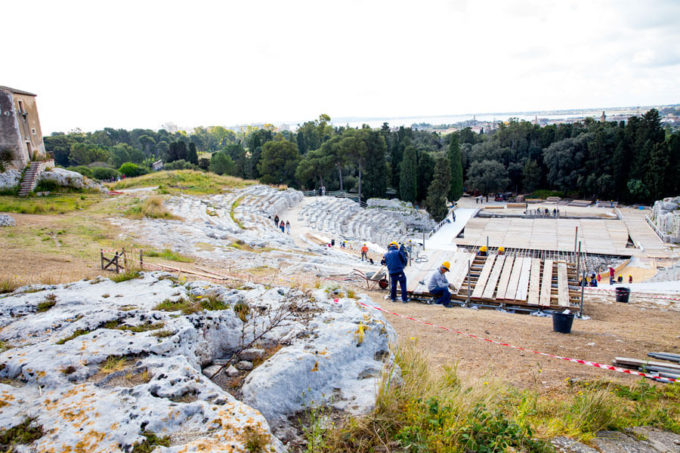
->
[[361, 288, 680, 394]]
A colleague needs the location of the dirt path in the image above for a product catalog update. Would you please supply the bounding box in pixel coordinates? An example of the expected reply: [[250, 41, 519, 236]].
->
[[360, 289, 680, 393]]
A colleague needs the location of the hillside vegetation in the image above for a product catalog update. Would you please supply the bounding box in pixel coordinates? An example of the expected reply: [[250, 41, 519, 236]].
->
[[109, 170, 255, 195]]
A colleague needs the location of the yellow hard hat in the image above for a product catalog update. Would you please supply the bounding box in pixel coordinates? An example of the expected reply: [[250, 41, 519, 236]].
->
[[480, 245, 488, 252], [441, 261, 450, 271], [499, 246, 505, 252], [389, 241, 398, 247]]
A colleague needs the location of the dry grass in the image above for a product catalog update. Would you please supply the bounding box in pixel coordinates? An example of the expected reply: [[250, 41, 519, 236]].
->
[[125, 196, 180, 220]]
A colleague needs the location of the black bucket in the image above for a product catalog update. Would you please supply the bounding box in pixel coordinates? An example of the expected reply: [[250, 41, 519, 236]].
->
[[552, 312, 574, 334], [615, 287, 630, 303]]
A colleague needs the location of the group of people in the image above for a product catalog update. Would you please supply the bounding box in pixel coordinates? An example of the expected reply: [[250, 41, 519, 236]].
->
[[580, 267, 633, 287], [382, 241, 455, 307], [272, 215, 291, 234]]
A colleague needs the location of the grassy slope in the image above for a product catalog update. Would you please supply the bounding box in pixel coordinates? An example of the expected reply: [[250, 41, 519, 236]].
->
[[0, 171, 251, 288], [314, 343, 680, 451], [108, 170, 256, 195]]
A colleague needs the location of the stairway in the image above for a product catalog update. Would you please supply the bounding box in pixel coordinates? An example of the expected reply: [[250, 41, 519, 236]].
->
[[18, 162, 41, 197]]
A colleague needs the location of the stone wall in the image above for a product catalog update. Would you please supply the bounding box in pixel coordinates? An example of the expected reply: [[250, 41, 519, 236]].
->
[[649, 196, 680, 243]]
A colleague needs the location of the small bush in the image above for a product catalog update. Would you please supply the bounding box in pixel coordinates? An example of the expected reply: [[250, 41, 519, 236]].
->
[[145, 248, 192, 262], [164, 159, 200, 171], [68, 166, 94, 178], [36, 293, 57, 312], [154, 297, 201, 315], [529, 189, 564, 199], [0, 417, 44, 449], [234, 301, 250, 322], [56, 329, 90, 345], [92, 167, 120, 181], [0, 277, 21, 294], [110, 269, 142, 283], [131, 430, 170, 453], [119, 162, 149, 178]]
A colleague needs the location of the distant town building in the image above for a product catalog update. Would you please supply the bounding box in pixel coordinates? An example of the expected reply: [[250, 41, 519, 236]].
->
[[0, 86, 47, 170]]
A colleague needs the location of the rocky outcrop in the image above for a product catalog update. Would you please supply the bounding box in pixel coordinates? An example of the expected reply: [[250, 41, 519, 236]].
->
[[650, 196, 680, 243], [0, 169, 21, 191], [0, 272, 396, 451], [0, 214, 15, 227], [38, 167, 105, 192]]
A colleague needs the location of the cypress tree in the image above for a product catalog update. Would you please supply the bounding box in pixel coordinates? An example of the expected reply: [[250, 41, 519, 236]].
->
[[448, 133, 463, 200], [399, 145, 418, 202], [426, 156, 451, 222]]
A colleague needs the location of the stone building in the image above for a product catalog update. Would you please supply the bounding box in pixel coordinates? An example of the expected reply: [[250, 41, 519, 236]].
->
[[0, 85, 47, 170]]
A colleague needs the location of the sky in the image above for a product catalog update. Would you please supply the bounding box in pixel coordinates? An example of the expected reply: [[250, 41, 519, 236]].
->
[[4, 0, 680, 134]]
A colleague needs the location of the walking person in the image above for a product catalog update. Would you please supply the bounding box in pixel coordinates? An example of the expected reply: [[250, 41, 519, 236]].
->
[[384, 241, 408, 303], [428, 261, 455, 307], [285, 220, 291, 234], [361, 243, 369, 261], [279, 220, 285, 233], [274, 214, 279, 226]]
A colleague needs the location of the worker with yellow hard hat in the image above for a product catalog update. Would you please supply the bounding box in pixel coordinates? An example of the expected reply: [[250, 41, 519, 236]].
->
[[498, 246, 505, 255], [428, 260, 456, 307], [383, 240, 409, 303], [479, 245, 488, 256]]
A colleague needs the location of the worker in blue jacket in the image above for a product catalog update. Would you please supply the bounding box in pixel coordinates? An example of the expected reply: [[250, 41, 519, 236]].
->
[[384, 241, 408, 303]]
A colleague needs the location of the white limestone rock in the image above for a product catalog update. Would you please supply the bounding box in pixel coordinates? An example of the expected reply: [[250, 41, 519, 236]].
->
[[651, 196, 680, 243], [0, 214, 15, 227], [38, 167, 105, 192], [0, 169, 21, 191], [0, 272, 397, 450], [241, 290, 398, 432]]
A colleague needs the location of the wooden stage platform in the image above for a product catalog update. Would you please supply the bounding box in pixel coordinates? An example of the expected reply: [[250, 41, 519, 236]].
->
[[404, 248, 581, 311]]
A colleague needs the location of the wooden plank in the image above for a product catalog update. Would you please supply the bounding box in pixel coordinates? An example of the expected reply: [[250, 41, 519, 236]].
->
[[482, 255, 505, 299], [505, 255, 525, 299], [449, 252, 470, 291], [471, 254, 496, 298], [527, 259, 541, 305], [514, 257, 532, 301], [495, 256, 515, 299], [540, 259, 554, 306], [614, 357, 680, 371], [557, 262, 570, 307]]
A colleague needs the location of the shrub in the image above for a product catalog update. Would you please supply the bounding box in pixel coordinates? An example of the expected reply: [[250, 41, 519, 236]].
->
[[0, 417, 44, 449], [119, 162, 149, 177], [164, 159, 200, 171], [68, 166, 94, 178], [92, 167, 120, 181]]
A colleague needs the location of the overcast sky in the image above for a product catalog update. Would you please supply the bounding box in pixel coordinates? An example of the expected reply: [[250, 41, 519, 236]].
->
[[4, 0, 679, 133]]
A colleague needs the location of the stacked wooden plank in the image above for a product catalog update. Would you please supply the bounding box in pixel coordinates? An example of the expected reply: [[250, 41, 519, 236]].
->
[[495, 256, 515, 299], [482, 255, 505, 299], [471, 254, 496, 298], [527, 259, 542, 305], [539, 259, 553, 306]]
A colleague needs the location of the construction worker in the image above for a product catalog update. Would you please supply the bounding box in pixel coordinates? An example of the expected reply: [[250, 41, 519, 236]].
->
[[428, 261, 455, 307], [498, 246, 505, 255], [384, 241, 408, 303], [479, 245, 488, 257], [361, 243, 369, 261]]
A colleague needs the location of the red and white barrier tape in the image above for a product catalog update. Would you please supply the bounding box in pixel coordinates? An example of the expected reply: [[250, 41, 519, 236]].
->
[[334, 298, 676, 383]]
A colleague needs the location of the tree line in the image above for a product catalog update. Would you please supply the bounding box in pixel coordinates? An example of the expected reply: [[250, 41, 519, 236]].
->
[[44, 110, 680, 221]]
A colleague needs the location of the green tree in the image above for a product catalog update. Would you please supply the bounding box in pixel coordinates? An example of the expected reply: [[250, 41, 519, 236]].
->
[[426, 155, 451, 221], [295, 148, 333, 189], [69, 143, 110, 166], [522, 159, 542, 193], [448, 133, 464, 200], [187, 143, 199, 165], [209, 152, 234, 175], [257, 137, 300, 186], [416, 151, 435, 202], [399, 145, 418, 202], [467, 159, 509, 195], [362, 130, 388, 199]]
